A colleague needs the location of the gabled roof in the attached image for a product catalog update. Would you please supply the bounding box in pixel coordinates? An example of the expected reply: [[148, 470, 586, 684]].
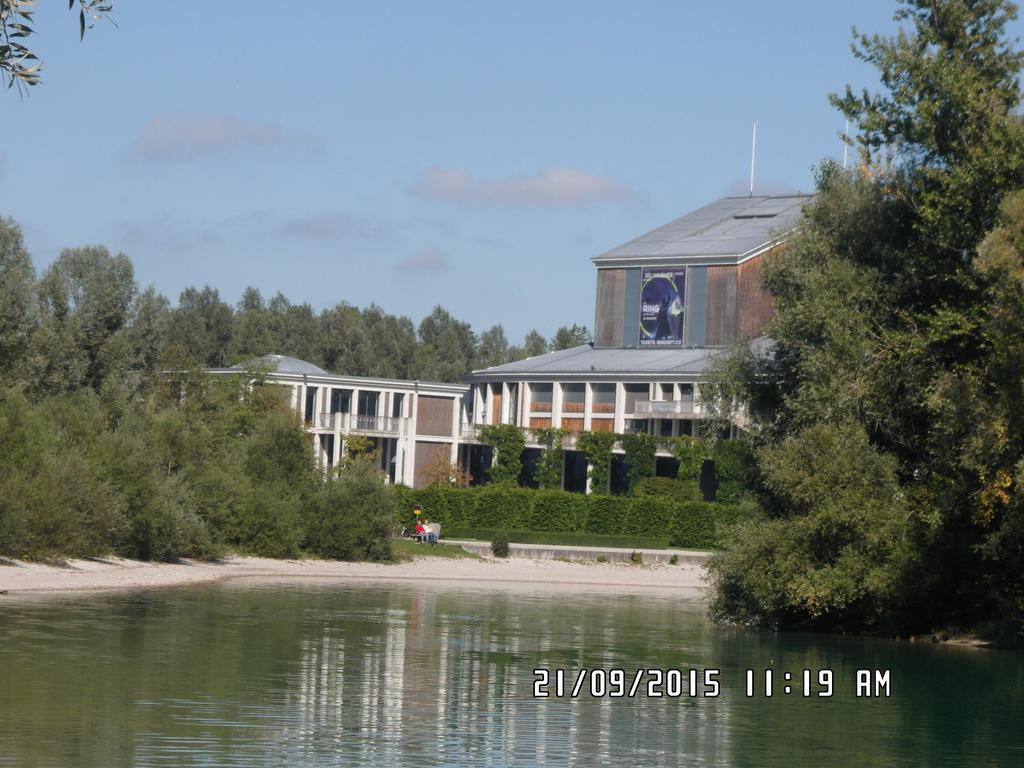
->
[[593, 194, 810, 267], [229, 354, 329, 376]]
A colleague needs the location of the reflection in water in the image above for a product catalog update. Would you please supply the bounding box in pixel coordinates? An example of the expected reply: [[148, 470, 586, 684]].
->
[[0, 582, 1021, 767]]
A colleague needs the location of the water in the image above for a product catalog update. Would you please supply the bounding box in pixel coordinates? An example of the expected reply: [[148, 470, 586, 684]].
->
[[0, 581, 1021, 767]]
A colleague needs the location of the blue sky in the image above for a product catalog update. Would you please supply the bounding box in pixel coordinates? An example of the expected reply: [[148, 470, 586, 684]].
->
[[6, 1, 1019, 341]]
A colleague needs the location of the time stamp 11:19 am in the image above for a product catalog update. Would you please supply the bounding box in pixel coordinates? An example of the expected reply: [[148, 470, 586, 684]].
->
[[532, 668, 891, 699]]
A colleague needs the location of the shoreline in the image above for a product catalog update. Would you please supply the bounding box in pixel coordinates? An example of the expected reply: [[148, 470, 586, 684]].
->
[[0, 553, 710, 598]]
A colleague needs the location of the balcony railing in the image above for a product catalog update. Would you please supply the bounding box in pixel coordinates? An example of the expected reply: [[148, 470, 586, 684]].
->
[[314, 412, 406, 435], [631, 399, 700, 417]]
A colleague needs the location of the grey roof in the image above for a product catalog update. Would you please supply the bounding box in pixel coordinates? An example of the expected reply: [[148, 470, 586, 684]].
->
[[593, 194, 810, 264], [229, 354, 329, 376], [465, 344, 733, 380]]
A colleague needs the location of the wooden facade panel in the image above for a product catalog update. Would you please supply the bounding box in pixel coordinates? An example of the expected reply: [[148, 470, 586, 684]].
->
[[590, 418, 614, 432], [561, 418, 584, 433], [705, 266, 738, 346], [413, 441, 450, 489], [529, 417, 552, 429], [736, 251, 776, 340], [594, 269, 625, 348], [491, 393, 503, 424], [416, 395, 454, 437]]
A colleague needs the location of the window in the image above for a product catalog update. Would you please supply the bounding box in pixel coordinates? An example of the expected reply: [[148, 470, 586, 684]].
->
[[530, 383, 553, 412], [358, 391, 379, 417], [330, 388, 352, 414], [392, 393, 404, 418]]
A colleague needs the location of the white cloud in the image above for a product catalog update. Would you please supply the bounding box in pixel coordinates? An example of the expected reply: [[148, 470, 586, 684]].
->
[[280, 213, 386, 241], [409, 166, 637, 206], [396, 246, 452, 273], [125, 115, 325, 164]]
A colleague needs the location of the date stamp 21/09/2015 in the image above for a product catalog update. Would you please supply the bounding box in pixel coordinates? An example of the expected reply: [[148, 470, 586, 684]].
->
[[532, 668, 891, 699]]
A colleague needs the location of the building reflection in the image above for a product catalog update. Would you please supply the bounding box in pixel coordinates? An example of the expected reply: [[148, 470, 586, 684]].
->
[[281, 590, 733, 766]]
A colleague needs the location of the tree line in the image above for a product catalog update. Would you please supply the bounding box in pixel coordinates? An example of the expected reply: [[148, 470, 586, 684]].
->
[[0, 218, 591, 397]]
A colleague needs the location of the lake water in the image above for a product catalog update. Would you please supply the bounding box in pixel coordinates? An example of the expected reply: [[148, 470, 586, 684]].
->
[[0, 581, 1021, 767]]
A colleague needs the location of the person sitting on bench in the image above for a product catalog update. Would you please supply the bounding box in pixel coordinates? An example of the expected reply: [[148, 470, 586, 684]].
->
[[413, 520, 428, 542], [423, 520, 438, 545]]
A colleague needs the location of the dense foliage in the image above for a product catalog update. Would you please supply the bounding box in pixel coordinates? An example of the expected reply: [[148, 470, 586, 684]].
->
[[708, 0, 1024, 639], [391, 484, 742, 549], [0, 223, 407, 562]]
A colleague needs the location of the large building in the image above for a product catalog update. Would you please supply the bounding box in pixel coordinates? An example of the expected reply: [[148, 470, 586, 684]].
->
[[214, 194, 808, 490], [461, 194, 809, 491], [208, 355, 469, 489]]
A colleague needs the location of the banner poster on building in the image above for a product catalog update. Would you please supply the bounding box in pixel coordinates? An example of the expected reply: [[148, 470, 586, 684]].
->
[[639, 268, 685, 346]]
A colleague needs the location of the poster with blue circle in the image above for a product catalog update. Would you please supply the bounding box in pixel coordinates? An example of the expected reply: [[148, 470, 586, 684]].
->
[[639, 269, 685, 346]]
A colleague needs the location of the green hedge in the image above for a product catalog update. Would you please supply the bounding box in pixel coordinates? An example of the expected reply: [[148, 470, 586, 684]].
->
[[394, 485, 743, 549], [445, 528, 669, 549]]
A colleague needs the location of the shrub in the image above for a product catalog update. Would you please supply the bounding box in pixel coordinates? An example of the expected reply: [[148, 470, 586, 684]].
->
[[586, 494, 627, 535], [669, 554, 679, 565], [306, 460, 393, 561], [671, 501, 717, 549], [630, 551, 643, 564], [528, 489, 587, 532], [491, 534, 510, 558], [596, 554, 608, 563], [633, 476, 700, 503], [471, 484, 533, 529], [627, 496, 677, 537]]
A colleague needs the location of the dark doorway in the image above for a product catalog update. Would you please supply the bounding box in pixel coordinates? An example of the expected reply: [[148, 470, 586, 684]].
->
[[655, 456, 679, 478], [563, 451, 588, 493], [610, 454, 629, 495], [520, 448, 541, 488], [699, 459, 718, 502], [469, 444, 494, 486]]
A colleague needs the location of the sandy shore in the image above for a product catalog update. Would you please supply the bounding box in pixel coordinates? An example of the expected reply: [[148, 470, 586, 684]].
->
[[0, 553, 709, 597]]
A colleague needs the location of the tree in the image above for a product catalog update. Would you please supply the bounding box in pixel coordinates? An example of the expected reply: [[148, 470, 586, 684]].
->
[[414, 305, 477, 382], [0, 217, 36, 386], [162, 286, 233, 368], [533, 427, 565, 489], [711, 0, 1024, 636], [475, 324, 510, 369], [31, 245, 137, 394], [478, 423, 525, 485], [550, 323, 592, 351], [519, 329, 548, 359], [2, 1, 114, 91]]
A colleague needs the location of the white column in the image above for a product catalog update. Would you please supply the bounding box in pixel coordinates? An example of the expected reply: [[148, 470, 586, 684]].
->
[[501, 382, 510, 424], [614, 382, 626, 433], [332, 412, 343, 466], [449, 395, 459, 464], [551, 383, 563, 428], [522, 383, 533, 428], [583, 383, 594, 432]]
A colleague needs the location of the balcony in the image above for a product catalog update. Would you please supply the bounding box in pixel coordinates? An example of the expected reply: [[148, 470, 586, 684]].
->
[[460, 424, 482, 441], [314, 412, 407, 435], [630, 399, 702, 418]]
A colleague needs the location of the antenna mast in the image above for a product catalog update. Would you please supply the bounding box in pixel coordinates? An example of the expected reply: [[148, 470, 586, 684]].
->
[[749, 122, 757, 196]]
